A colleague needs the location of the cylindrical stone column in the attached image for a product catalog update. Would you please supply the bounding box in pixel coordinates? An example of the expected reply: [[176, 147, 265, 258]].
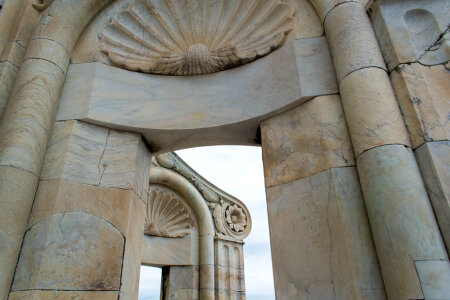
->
[[0, 1, 112, 298], [8, 120, 151, 300], [321, 1, 449, 299]]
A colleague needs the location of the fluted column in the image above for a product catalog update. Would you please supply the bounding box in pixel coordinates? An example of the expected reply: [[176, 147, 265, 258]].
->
[[315, 1, 450, 299]]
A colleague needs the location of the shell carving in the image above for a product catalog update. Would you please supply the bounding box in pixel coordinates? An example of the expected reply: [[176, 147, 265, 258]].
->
[[145, 187, 193, 238], [99, 0, 295, 75]]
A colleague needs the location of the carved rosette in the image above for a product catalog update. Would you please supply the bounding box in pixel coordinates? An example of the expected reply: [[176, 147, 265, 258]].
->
[[145, 186, 194, 238], [98, 0, 295, 75], [155, 153, 251, 240]]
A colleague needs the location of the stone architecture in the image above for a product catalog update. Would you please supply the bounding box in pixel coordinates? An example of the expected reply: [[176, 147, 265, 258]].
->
[[0, 0, 449, 299]]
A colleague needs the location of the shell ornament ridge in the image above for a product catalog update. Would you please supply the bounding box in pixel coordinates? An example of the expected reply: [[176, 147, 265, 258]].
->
[[99, 0, 295, 76]]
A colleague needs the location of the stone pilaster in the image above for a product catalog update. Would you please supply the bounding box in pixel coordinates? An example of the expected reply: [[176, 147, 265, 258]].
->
[[9, 120, 151, 299]]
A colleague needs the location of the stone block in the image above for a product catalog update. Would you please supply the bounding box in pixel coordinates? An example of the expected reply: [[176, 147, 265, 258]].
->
[[166, 288, 199, 300], [29, 179, 141, 235], [9, 290, 119, 300], [12, 212, 124, 291], [1, 40, 26, 67], [324, 1, 386, 82], [415, 260, 450, 299], [370, 0, 450, 71], [142, 234, 198, 266], [266, 167, 386, 300], [391, 63, 450, 149], [415, 141, 450, 255], [41, 120, 151, 198], [59, 37, 338, 152], [339, 67, 410, 156], [167, 266, 199, 290], [357, 144, 448, 300], [262, 95, 354, 187]]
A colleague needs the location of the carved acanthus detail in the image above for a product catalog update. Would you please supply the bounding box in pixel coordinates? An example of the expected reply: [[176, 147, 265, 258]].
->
[[145, 186, 193, 238], [154, 153, 251, 239], [98, 0, 295, 76]]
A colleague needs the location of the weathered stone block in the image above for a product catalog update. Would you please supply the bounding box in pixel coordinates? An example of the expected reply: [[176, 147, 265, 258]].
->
[[262, 95, 354, 187], [391, 63, 450, 149], [266, 167, 385, 300], [12, 212, 124, 291]]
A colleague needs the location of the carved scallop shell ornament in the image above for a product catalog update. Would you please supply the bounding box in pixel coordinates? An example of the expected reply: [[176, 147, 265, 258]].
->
[[99, 0, 295, 75], [145, 187, 193, 238]]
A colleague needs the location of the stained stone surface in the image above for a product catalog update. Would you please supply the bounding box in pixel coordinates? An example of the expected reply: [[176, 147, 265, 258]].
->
[[12, 212, 124, 291], [29, 179, 141, 239], [58, 38, 337, 152], [8, 291, 119, 300], [415, 260, 450, 299], [357, 144, 448, 300], [262, 95, 355, 187], [41, 120, 151, 200], [266, 167, 386, 300], [391, 63, 450, 149], [324, 1, 386, 82], [339, 67, 411, 156], [415, 141, 450, 255], [371, 0, 450, 71]]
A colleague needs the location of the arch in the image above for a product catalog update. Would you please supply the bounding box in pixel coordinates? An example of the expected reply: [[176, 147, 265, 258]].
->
[[149, 167, 215, 299]]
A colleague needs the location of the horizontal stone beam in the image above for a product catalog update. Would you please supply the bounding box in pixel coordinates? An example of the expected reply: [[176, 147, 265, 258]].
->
[[57, 37, 338, 152]]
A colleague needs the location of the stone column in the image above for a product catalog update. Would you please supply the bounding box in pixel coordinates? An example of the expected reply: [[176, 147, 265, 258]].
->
[[321, 1, 450, 299], [8, 120, 151, 300], [0, 1, 112, 298], [261, 95, 386, 299], [370, 0, 450, 259]]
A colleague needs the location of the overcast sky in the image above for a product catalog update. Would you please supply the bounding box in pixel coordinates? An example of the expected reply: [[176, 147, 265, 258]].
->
[[138, 146, 275, 300]]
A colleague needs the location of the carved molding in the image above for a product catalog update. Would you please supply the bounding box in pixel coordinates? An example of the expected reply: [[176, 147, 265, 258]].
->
[[98, 0, 295, 75], [154, 152, 251, 240], [145, 186, 194, 238]]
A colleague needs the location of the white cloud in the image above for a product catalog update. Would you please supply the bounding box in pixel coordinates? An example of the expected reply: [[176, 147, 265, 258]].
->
[[138, 146, 274, 300]]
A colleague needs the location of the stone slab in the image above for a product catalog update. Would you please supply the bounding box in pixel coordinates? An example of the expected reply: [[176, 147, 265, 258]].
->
[[415, 260, 450, 299], [142, 235, 199, 266], [262, 95, 354, 187], [12, 212, 124, 291], [9, 291, 119, 300], [266, 167, 386, 300], [58, 38, 337, 152], [41, 120, 151, 199], [391, 63, 450, 149], [29, 179, 141, 236], [371, 0, 450, 71], [415, 141, 450, 256]]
